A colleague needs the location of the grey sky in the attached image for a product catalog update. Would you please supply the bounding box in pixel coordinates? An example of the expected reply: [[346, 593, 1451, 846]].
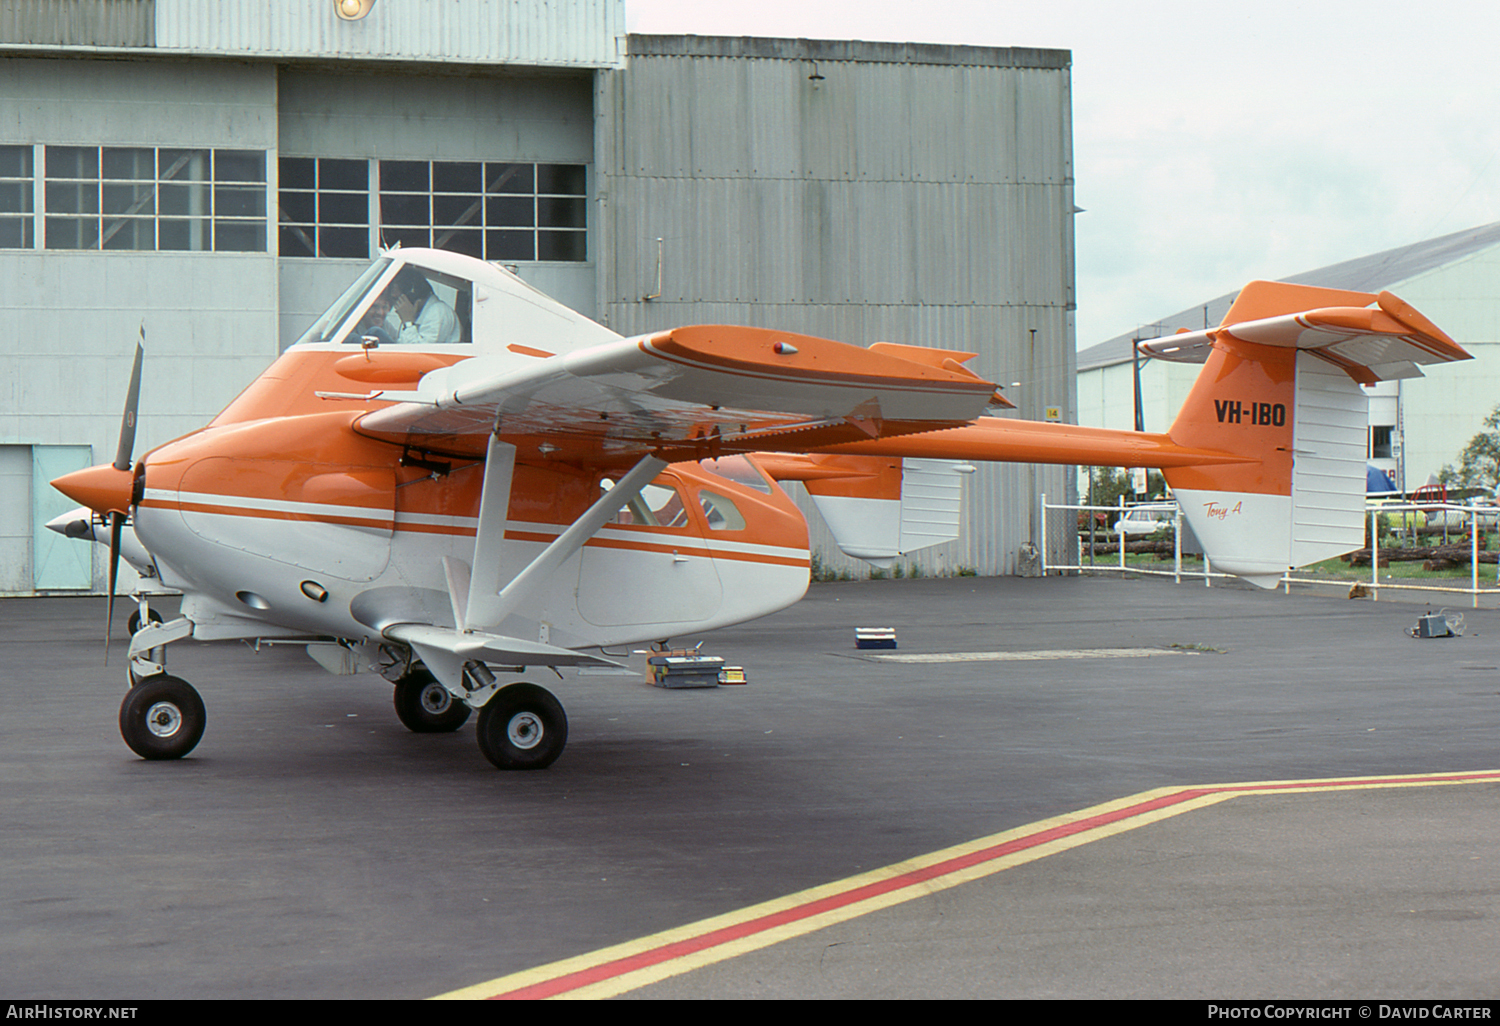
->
[[626, 0, 1500, 347]]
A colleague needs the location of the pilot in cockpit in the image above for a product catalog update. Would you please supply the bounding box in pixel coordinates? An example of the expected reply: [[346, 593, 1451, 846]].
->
[[360, 266, 462, 346]]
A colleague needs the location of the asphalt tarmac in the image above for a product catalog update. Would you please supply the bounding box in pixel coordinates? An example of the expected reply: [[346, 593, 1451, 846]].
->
[[2, 574, 1498, 1000]]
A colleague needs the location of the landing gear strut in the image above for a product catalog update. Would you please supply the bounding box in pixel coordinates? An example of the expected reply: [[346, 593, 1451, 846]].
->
[[476, 682, 567, 770], [119, 674, 205, 760]]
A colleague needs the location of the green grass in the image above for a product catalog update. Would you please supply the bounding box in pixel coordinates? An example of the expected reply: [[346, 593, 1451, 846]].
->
[[1095, 550, 1500, 585]]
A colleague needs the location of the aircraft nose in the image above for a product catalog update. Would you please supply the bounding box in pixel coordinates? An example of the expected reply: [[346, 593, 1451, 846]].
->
[[44, 506, 97, 539], [52, 463, 136, 517]]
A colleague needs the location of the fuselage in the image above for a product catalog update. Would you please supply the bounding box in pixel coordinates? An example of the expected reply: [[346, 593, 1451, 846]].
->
[[65, 250, 813, 652]]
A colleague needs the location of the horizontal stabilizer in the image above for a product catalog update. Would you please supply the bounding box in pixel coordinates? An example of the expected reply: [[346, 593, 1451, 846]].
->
[[755, 453, 971, 566], [1137, 282, 1468, 384]]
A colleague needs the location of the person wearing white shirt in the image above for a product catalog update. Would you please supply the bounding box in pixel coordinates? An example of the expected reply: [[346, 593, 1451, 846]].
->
[[389, 266, 462, 345]]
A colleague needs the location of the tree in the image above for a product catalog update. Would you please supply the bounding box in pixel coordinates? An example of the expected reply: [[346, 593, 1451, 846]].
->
[[1441, 404, 1500, 492], [1082, 467, 1167, 507]]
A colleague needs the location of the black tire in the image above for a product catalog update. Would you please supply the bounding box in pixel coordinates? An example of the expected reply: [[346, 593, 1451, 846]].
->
[[127, 607, 164, 635], [119, 674, 206, 760], [393, 669, 471, 733], [476, 682, 567, 770]]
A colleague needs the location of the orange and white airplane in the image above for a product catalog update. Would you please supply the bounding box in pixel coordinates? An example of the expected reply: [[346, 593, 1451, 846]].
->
[[50, 248, 1470, 769]]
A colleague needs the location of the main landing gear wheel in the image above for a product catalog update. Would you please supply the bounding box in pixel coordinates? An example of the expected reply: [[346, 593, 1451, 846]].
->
[[119, 674, 205, 760], [393, 668, 472, 733], [476, 682, 567, 771]]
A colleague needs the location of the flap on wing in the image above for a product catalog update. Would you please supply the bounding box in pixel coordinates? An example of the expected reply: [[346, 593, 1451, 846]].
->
[[354, 325, 998, 455]]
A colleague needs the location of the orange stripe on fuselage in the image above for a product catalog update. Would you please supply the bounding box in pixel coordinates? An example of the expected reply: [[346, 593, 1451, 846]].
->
[[151, 495, 807, 568], [144, 346, 813, 556]]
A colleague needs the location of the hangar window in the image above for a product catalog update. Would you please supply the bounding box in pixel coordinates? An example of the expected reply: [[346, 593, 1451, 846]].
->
[[279, 157, 370, 259], [0, 145, 33, 249], [378, 160, 587, 262], [42, 146, 266, 252], [1370, 425, 1393, 459]]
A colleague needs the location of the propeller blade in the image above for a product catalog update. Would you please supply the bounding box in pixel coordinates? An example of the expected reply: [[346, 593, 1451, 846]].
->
[[113, 335, 144, 473], [105, 330, 144, 664], [105, 510, 124, 664]]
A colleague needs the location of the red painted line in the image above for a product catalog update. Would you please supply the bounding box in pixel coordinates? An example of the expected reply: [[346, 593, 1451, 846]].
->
[[488, 787, 1215, 1000], [476, 768, 1500, 1000], [1209, 770, 1500, 794]]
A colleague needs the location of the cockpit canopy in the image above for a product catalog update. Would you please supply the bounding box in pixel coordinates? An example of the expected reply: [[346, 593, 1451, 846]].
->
[[289, 248, 618, 355], [293, 255, 470, 348]]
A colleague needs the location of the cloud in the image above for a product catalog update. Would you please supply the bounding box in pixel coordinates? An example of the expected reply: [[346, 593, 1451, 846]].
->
[[625, 1, 1500, 343]]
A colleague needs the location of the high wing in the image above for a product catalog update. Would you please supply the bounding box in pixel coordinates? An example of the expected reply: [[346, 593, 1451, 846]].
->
[[346, 324, 1004, 461], [329, 323, 1004, 699]]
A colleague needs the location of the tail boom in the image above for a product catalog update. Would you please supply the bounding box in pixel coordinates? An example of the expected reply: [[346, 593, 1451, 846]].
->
[[811, 418, 1252, 469], [802, 281, 1467, 586]]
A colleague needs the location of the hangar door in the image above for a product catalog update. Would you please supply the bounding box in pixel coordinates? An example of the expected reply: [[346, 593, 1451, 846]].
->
[[0, 445, 93, 594]]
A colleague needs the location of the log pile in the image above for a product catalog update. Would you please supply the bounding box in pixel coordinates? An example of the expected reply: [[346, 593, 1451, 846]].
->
[[1081, 539, 1177, 557], [1343, 543, 1497, 571]]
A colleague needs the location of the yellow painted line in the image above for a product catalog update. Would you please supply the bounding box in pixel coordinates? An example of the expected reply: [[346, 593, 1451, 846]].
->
[[432, 768, 1500, 1000]]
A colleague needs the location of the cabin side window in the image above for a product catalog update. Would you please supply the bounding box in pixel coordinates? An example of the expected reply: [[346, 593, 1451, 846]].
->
[[601, 479, 690, 528], [698, 490, 746, 531]]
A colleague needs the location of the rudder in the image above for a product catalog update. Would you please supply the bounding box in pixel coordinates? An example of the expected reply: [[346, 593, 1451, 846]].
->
[[1154, 280, 1464, 586]]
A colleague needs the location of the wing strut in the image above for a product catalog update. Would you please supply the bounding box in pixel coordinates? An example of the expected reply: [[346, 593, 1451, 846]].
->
[[450, 447, 668, 635], [458, 435, 516, 630], [400, 449, 666, 702]]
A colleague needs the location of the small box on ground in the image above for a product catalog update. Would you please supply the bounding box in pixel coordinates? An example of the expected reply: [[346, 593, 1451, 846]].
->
[[855, 627, 897, 650], [1416, 614, 1452, 638], [647, 651, 725, 688]]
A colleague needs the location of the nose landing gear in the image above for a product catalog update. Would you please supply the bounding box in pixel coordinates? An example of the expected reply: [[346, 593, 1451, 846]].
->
[[119, 674, 206, 760]]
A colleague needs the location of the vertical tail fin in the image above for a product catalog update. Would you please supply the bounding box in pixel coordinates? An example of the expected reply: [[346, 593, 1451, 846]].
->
[[1152, 281, 1466, 586], [753, 453, 973, 567]]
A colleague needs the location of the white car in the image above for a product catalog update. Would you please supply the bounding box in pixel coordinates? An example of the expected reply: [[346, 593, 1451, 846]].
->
[[1112, 508, 1174, 537]]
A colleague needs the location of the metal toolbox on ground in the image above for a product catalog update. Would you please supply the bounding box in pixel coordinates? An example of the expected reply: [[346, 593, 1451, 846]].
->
[[646, 651, 725, 688]]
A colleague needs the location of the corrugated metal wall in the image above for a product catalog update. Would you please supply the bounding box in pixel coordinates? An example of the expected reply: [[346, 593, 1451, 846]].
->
[[0, 0, 623, 68], [598, 36, 1078, 576], [153, 0, 623, 68], [0, 0, 152, 47]]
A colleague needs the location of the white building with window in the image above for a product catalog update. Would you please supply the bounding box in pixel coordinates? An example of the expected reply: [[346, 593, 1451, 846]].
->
[[0, 0, 1078, 594]]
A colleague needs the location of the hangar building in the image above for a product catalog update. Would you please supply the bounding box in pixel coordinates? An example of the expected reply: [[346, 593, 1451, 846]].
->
[[1076, 221, 1500, 494], [0, 0, 1077, 595]]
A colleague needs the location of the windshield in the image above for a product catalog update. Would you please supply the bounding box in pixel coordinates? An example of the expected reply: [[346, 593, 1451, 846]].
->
[[292, 257, 393, 347]]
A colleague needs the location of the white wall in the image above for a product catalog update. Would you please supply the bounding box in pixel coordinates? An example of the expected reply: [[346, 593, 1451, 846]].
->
[[0, 57, 280, 592]]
